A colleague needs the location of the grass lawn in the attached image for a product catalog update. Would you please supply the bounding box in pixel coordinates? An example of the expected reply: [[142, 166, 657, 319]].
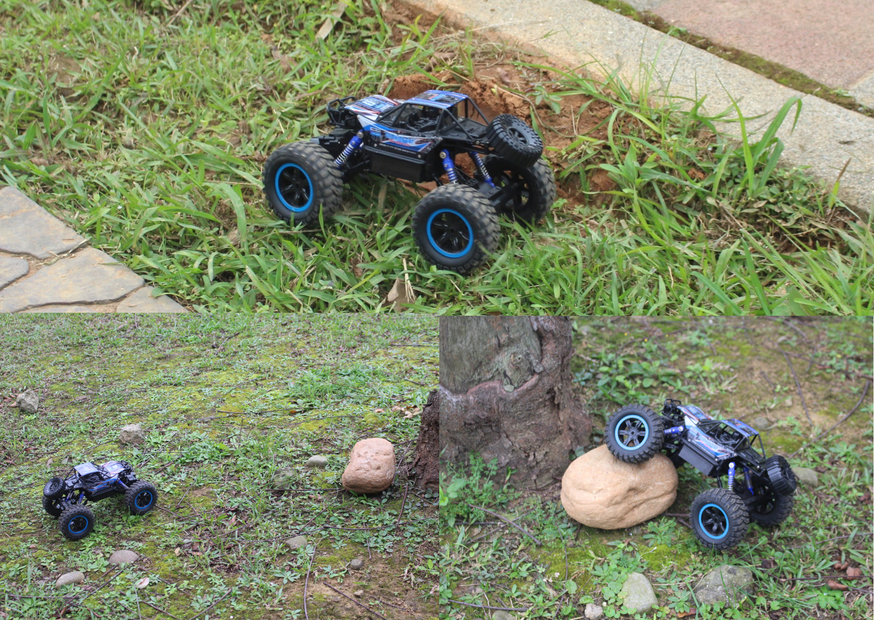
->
[[0, 314, 439, 619], [439, 317, 873, 619], [0, 0, 871, 314]]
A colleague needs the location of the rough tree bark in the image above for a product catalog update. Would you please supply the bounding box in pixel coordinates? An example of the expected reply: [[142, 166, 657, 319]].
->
[[410, 389, 439, 489], [439, 316, 591, 487]]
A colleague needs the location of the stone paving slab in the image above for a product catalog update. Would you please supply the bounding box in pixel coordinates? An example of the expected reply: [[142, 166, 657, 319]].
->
[[0, 186, 187, 313], [651, 0, 874, 91], [0, 186, 86, 259], [401, 0, 874, 212]]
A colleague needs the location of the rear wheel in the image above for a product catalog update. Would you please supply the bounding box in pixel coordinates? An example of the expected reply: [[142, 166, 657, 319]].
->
[[412, 184, 500, 274], [263, 142, 343, 226], [604, 405, 664, 463], [748, 489, 794, 527], [484, 156, 556, 225], [690, 487, 749, 550], [42, 495, 64, 518], [60, 505, 95, 541], [764, 455, 797, 495]]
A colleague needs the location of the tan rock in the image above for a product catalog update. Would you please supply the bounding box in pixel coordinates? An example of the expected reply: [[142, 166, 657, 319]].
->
[[341, 438, 395, 494], [560, 445, 678, 529]]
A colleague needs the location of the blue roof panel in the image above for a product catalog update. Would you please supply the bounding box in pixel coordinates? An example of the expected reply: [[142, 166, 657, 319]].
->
[[406, 90, 469, 108]]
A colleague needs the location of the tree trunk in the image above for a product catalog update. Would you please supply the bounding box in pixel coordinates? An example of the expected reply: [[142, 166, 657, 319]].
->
[[411, 389, 439, 489], [439, 316, 591, 488]]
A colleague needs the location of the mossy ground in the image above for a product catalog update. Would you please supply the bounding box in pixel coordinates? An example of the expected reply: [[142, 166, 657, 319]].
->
[[441, 317, 872, 620], [0, 314, 439, 620]]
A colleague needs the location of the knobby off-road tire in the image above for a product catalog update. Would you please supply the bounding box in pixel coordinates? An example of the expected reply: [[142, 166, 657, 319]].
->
[[690, 487, 750, 550], [43, 495, 64, 518], [605, 404, 665, 464], [125, 481, 158, 516], [748, 489, 794, 527], [485, 114, 543, 168], [263, 142, 343, 226], [764, 455, 797, 496], [484, 156, 556, 225], [412, 184, 500, 274], [59, 505, 95, 541], [43, 477, 64, 500]]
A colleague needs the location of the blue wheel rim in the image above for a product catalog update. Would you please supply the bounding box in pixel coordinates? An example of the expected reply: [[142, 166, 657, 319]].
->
[[68, 515, 89, 535], [698, 503, 729, 540], [275, 163, 314, 213], [135, 491, 154, 511], [614, 414, 649, 451], [426, 208, 474, 258]]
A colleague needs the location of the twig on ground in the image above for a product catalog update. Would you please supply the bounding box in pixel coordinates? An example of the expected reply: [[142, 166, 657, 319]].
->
[[789, 380, 871, 458], [167, 0, 194, 27], [395, 484, 409, 531], [323, 583, 390, 620], [779, 344, 812, 425], [464, 502, 542, 546], [187, 590, 231, 620], [140, 600, 184, 620], [760, 370, 776, 393], [447, 600, 529, 612], [304, 541, 318, 620]]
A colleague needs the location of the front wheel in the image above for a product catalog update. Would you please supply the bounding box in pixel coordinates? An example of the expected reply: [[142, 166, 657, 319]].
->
[[412, 184, 500, 274], [604, 405, 664, 463], [60, 505, 95, 541], [125, 481, 158, 516], [690, 487, 749, 550], [485, 114, 543, 167], [484, 156, 556, 225], [747, 488, 794, 527], [262, 142, 343, 226], [764, 455, 797, 496]]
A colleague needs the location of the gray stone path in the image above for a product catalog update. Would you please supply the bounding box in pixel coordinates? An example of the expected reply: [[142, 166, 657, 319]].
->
[[0, 186, 186, 313]]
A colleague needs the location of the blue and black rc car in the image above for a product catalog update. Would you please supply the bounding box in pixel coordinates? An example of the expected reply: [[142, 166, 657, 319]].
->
[[262, 90, 556, 274], [606, 399, 797, 550], [42, 461, 158, 540]]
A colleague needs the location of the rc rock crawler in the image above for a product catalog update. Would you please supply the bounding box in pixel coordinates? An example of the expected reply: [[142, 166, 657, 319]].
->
[[263, 90, 556, 274], [42, 461, 158, 540], [605, 399, 797, 550]]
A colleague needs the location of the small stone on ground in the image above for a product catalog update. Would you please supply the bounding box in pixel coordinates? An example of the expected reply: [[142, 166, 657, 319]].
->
[[120, 423, 145, 445], [349, 558, 364, 570], [792, 467, 819, 487], [108, 550, 139, 565], [305, 455, 328, 468], [492, 612, 515, 620], [693, 564, 754, 605], [286, 536, 307, 550], [56, 571, 85, 586], [585, 602, 603, 619], [752, 415, 772, 430], [620, 572, 657, 613], [341, 438, 395, 494], [353, 590, 364, 597], [272, 466, 297, 489], [15, 389, 39, 414]]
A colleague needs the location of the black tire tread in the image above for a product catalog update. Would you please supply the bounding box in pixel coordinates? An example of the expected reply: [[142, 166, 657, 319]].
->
[[764, 455, 797, 495], [485, 114, 543, 168], [125, 481, 158, 516], [43, 476, 64, 499], [412, 184, 500, 274], [484, 156, 556, 224], [605, 404, 665, 464], [690, 487, 750, 550], [59, 505, 95, 541], [749, 492, 794, 527], [42, 494, 63, 518], [262, 141, 343, 225]]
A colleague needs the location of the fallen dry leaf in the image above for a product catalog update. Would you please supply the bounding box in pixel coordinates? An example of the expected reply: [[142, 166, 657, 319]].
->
[[136, 577, 149, 589], [827, 580, 849, 591], [847, 567, 862, 577]]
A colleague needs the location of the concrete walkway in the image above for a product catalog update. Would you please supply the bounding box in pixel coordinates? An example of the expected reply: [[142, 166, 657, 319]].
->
[[0, 187, 186, 313], [402, 0, 874, 213]]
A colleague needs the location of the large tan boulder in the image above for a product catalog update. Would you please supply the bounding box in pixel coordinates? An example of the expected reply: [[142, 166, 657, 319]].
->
[[341, 438, 395, 494], [561, 445, 678, 529]]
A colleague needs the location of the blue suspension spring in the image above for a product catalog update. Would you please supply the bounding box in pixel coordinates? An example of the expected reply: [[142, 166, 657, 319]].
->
[[744, 466, 754, 494], [727, 462, 736, 489], [335, 132, 363, 167], [440, 150, 458, 183], [664, 425, 685, 435], [469, 152, 495, 188]]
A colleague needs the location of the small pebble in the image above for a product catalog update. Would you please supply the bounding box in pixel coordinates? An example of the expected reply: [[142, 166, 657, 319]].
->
[[354, 590, 364, 597], [56, 571, 85, 587], [108, 550, 138, 565], [305, 455, 328, 468], [349, 558, 364, 570], [286, 536, 307, 550]]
